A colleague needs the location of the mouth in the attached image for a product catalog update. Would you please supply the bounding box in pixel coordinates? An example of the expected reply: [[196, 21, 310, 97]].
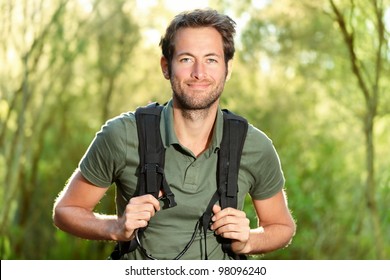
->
[[186, 81, 211, 90]]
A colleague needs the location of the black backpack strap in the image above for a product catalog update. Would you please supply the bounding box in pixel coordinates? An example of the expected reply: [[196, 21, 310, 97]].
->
[[134, 102, 177, 208], [219, 109, 248, 259], [200, 109, 248, 260], [218, 109, 248, 209], [111, 102, 177, 259]]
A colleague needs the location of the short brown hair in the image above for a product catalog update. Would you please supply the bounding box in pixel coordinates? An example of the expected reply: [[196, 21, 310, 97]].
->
[[160, 9, 236, 70]]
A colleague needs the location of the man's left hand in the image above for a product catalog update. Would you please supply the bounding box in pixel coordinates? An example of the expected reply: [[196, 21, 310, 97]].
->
[[211, 205, 251, 254]]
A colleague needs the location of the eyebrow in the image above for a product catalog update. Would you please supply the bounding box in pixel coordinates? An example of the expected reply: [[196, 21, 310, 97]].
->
[[176, 52, 222, 58]]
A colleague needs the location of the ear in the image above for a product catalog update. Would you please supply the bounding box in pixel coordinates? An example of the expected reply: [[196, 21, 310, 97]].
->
[[160, 56, 170, 80], [225, 60, 233, 82]]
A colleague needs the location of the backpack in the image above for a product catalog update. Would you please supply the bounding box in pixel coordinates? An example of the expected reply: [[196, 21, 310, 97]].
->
[[110, 102, 248, 260]]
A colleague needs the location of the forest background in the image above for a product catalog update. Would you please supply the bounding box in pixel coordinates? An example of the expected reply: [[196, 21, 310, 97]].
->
[[1, 0, 389, 260]]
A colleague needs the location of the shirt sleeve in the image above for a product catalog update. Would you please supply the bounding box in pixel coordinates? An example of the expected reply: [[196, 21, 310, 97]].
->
[[78, 115, 128, 187], [245, 125, 285, 200]]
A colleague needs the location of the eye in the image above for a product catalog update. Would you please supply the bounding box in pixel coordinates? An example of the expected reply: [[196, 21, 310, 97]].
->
[[206, 58, 218, 64], [180, 57, 193, 63]]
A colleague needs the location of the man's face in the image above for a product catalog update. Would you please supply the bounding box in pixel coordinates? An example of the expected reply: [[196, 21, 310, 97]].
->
[[162, 27, 231, 110]]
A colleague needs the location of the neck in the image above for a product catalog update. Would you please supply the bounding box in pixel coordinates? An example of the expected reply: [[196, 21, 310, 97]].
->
[[173, 104, 218, 157]]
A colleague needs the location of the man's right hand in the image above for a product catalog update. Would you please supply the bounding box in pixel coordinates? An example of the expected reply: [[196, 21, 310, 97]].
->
[[116, 193, 161, 241], [53, 169, 163, 242]]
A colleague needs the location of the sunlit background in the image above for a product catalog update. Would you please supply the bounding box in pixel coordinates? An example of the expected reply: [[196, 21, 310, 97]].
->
[[1, 0, 389, 260]]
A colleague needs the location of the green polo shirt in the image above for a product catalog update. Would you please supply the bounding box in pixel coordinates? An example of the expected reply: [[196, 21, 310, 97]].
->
[[79, 99, 285, 260]]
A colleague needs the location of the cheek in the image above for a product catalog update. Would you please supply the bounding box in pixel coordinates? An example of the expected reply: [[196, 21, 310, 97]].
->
[[207, 66, 228, 80], [171, 69, 192, 82]]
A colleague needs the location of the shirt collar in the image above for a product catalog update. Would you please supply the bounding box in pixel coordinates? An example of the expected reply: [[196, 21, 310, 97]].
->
[[160, 99, 224, 155]]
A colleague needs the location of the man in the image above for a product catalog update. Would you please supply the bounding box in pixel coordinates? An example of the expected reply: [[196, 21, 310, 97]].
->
[[53, 8, 295, 260]]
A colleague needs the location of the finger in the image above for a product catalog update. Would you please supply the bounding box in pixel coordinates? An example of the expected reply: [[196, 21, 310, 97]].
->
[[211, 215, 248, 231], [213, 221, 250, 242], [125, 208, 155, 221], [125, 202, 157, 218], [217, 230, 248, 242], [211, 208, 250, 232], [213, 220, 248, 234], [118, 212, 150, 240], [212, 207, 246, 222], [122, 204, 158, 236], [212, 204, 222, 215], [129, 194, 161, 211], [123, 219, 148, 236]]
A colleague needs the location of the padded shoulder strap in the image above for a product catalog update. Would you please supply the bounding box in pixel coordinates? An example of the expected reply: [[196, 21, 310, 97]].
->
[[135, 102, 164, 198], [134, 102, 176, 208], [200, 109, 248, 260], [218, 109, 248, 259], [218, 109, 248, 209], [112, 102, 176, 259]]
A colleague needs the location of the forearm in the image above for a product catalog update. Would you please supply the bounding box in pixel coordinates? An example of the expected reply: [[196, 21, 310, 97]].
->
[[244, 223, 295, 255], [53, 206, 121, 241]]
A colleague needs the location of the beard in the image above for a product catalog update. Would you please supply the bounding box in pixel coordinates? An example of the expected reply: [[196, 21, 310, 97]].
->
[[170, 77, 226, 112]]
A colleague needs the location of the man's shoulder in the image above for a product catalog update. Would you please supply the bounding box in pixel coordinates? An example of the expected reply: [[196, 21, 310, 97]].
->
[[242, 124, 276, 156], [105, 111, 137, 127], [96, 111, 137, 142]]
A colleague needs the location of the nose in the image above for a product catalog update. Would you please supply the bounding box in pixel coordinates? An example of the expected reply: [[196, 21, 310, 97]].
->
[[191, 61, 206, 80]]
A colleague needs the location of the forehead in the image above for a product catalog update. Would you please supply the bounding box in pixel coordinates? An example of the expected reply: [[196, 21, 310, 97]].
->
[[173, 27, 224, 56]]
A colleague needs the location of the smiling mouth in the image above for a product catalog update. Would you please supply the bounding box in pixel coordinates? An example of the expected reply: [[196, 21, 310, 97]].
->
[[189, 84, 209, 87], [187, 82, 211, 89]]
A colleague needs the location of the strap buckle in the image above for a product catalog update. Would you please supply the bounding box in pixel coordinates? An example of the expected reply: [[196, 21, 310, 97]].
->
[[158, 193, 177, 209]]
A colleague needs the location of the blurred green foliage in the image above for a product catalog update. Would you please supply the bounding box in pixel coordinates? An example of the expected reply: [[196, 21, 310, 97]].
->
[[1, 0, 389, 260]]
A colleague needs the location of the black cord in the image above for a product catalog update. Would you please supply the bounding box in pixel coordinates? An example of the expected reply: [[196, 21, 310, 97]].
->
[[135, 220, 200, 260]]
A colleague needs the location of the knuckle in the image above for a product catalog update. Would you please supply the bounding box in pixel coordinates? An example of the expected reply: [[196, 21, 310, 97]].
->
[[140, 220, 148, 227]]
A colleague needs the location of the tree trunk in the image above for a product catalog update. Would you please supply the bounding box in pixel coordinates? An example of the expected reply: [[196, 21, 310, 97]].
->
[[329, 0, 386, 259], [364, 106, 385, 259]]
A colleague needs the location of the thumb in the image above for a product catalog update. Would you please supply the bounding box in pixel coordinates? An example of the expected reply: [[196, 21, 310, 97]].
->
[[212, 204, 222, 214]]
